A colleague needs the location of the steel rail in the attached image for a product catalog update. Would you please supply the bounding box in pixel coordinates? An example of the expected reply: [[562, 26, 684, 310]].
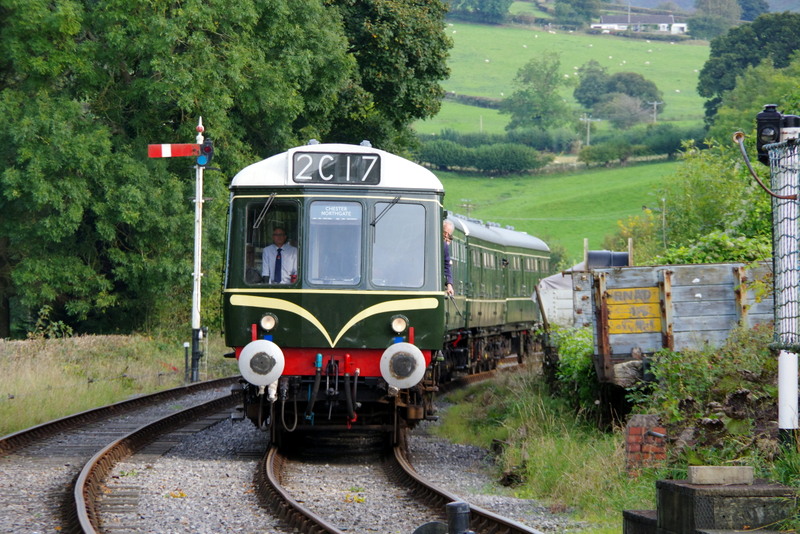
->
[[0, 376, 240, 456], [74, 393, 238, 533], [392, 445, 547, 534], [255, 446, 347, 534]]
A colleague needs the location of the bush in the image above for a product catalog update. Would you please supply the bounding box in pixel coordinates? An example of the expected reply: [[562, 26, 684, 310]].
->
[[656, 231, 771, 264], [628, 324, 780, 472], [416, 139, 552, 174], [417, 139, 472, 170], [551, 327, 599, 415], [578, 140, 648, 166], [506, 127, 578, 152], [438, 129, 505, 148], [472, 143, 552, 174], [642, 123, 706, 158]]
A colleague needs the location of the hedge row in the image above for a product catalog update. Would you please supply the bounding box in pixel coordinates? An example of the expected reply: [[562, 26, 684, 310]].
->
[[417, 123, 705, 171], [417, 140, 554, 174]]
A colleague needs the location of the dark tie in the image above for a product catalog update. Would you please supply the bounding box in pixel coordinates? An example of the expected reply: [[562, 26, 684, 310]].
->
[[274, 248, 282, 283]]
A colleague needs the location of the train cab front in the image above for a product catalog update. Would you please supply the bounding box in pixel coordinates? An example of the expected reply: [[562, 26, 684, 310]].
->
[[233, 317, 436, 440], [222, 143, 447, 442]]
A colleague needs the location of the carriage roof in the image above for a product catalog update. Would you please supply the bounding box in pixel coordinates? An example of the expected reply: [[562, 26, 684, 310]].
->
[[230, 142, 444, 192], [449, 213, 549, 254]]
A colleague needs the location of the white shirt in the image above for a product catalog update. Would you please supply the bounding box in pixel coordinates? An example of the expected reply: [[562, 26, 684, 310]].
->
[[262, 243, 298, 283]]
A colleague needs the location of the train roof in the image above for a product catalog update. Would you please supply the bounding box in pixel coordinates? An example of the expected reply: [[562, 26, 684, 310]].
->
[[230, 142, 444, 192], [449, 213, 550, 253]]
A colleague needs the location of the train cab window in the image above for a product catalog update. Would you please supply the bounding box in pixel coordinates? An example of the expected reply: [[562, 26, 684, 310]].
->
[[308, 201, 362, 285], [244, 201, 299, 285], [371, 202, 425, 287]]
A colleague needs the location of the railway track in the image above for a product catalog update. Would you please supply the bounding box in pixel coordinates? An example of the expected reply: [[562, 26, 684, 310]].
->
[[2, 361, 547, 533], [0, 377, 238, 533], [255, 440, 545, 534]]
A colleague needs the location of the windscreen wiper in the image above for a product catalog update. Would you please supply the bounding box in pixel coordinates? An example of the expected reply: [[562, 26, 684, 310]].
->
[[253, 193, 276, 229], [370, 196, 400, 226]]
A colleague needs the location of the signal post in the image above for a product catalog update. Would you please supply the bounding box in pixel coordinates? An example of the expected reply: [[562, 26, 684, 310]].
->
[[149, 118, 214, 382]]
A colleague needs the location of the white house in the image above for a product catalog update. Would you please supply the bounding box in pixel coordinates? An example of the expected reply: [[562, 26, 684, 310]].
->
[[591, 14, 687, 34]]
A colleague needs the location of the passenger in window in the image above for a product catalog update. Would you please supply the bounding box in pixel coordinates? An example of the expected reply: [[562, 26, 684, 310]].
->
[[262, 226, 298, 284], [443, 219, 454, 296]]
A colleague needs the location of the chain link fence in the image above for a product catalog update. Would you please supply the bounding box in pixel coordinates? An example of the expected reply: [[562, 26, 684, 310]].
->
[[768, 141, 800, 350]]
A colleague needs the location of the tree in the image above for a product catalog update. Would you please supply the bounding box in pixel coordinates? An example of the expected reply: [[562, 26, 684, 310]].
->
[[448, 0, 513, 24], [688, 0, 741, 39], [593, 93, 652, 129], [738, 0, 768, 21], [553, 0, 601, 27], [605, 72, 664, 108], [500, 53, 573, 131], [662, 141, 770, 248], [0, 0, 450, 336], [696, 0, 741, 20], [697, 12, 800, 122], [324, 0, 451, 151], [573, 64, 664, 119], [707, 56, 800, 143], [573, 60, 609, 109], [606, 141, 771, 264], [687, 14, 735, 40]]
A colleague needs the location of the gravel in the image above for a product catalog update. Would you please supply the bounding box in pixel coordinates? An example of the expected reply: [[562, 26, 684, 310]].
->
[[100, 404, 585, 533], [408, 415, 586, 532]]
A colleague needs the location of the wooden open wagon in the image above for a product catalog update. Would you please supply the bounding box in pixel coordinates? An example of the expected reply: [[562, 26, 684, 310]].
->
[[588, 263, 773, 386]]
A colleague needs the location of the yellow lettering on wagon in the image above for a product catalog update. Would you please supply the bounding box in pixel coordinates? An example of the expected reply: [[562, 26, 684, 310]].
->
[[605, 287, 661, 334], [607, 302, 661, 320], [608, 318, 662, 334], [606, 287, 659, 304]]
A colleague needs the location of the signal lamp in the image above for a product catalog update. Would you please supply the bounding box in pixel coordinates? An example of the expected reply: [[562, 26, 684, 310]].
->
[[197, 139, 214, 166], [756, 104, 782, 166]]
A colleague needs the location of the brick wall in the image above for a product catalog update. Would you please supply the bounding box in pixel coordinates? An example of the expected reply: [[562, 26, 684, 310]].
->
[[626, 413, 666, 475]]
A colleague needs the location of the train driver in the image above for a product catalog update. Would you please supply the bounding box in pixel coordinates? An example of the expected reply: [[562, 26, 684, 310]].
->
[[262, 226, 298, 284]]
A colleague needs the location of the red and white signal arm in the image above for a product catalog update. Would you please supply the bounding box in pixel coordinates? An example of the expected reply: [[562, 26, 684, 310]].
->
[[148, 143, 200, 158]]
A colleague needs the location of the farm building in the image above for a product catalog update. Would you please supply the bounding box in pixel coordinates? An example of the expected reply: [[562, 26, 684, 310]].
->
[[591, 14, 688, 34]]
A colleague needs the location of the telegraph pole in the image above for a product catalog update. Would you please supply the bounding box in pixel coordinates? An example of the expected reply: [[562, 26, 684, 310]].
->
[[579, 114, 601, 146], [646, 101, 663, 123]]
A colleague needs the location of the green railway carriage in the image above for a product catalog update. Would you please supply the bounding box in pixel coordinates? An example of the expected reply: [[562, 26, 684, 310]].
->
[[223, 142, 447, 440], [442, 214, 550, 374]]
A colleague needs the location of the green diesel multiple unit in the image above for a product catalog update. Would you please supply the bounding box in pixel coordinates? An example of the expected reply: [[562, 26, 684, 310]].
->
[[223, 142, 550, 444]]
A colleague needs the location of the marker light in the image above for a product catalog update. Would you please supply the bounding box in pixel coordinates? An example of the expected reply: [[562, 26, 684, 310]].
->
[[260, 313, 277, 331], [390, 315, 408, 334]]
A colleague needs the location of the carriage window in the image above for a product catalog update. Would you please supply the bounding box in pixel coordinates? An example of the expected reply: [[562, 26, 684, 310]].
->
[[308, 201, 362, 285], [244, 201, 299, 285], [371, 203, 425, 287]]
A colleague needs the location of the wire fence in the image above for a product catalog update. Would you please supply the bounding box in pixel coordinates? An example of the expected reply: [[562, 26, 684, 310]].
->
[[769, 140, 800, 350]]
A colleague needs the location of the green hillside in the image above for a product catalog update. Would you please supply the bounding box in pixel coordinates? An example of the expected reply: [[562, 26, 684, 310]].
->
[[417, 21, 704, 263], [440, 161, 677, 264], [419, 21, 709, 133]]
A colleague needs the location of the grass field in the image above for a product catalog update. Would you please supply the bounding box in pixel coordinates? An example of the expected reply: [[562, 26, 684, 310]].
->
[[0, 335, 236, 436], [416, 101, 508, 135], [439, 160, 677, 264], [417, 21, 709, 134]]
